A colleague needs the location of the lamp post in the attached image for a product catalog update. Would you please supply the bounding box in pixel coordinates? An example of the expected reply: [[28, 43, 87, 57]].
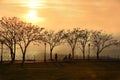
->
[[88, 43, 90, 60], [34, 55, 35, 63], [44, 42, 46, 62]]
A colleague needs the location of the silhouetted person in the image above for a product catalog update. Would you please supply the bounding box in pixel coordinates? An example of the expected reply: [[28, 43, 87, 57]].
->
[[68, 53, 71, 61], [55, 53, 58, 61], [63, 55, 68, 61]]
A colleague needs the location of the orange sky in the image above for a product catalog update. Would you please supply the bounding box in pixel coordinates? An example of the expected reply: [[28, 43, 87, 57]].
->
[[0, 0, 120, 37], [0, 0, 120, 60]]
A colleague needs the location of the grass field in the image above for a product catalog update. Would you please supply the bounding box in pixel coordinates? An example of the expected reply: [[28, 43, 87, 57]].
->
[[0, 61, 120, 80]]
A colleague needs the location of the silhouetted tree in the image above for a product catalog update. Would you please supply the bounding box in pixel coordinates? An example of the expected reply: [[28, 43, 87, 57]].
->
[[0, 17, 20, 64], [17, 22, 44, 64], [78, 29, 91, 59], [64, 28, 82, 59], [91, 30, 117, 60], [115, 40, 120, 47], [42, 30, 64, 61]]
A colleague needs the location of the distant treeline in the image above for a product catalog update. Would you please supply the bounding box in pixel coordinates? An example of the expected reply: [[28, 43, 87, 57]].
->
[[0, 17, 120, 65]]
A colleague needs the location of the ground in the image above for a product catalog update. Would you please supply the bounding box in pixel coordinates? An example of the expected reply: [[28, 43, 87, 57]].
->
[[0, 61, 120, 80]]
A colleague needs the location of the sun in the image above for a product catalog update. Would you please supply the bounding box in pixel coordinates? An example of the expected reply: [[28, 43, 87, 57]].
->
[[28, 10, 37, 20], [21, 0, 46, 23], [23, 10, 45, 23]]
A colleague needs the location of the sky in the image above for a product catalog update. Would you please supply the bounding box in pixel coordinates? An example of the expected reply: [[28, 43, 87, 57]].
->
[[0, 0, 120, 60], [0, 0, 120, 36]]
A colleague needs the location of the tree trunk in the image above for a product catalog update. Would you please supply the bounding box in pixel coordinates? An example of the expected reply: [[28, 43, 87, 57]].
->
[[11, 53, 15, 64], [97, 52, 99, 60], [50, 48, 53, 61], [21, 48, 27, 65], [10, 49, 15, 64], [44, 43, 46, 62], [96, 47, 100, 60], [10, 42, 16, 64], [1, 43, 3, 64], [22, 53, 26, 65], [82, 46, 85, 60], [72, 47, 75, 60]]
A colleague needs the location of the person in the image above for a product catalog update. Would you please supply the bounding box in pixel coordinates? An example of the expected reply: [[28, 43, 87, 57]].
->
[[68, 53, 71, 61], [63, 55, 68, 61], [55, 53, 58, 61]]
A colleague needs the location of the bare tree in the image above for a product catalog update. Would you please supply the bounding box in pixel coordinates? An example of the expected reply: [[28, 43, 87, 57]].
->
[[42, 30, 64, 61], [0, 17, 20, 64], [91, 30, 117, 60], [17, 22, 44, 64], [78, 29, 91, 60], [64, 28, 82, 59]]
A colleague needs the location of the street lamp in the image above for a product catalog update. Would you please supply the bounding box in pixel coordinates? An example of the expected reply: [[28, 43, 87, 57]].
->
[[44, 42, 46, 62], [34, 55, 35, 63]]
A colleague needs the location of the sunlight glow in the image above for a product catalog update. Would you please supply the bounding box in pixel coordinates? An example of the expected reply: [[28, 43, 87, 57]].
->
[[23, 10, 45, 23], [28, 10, 37, 20], [20, 0, 46, 23], [26, 0, 44, 8]]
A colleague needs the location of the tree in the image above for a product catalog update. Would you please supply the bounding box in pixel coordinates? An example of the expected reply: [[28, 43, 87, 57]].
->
[[42, 30, 64, 61], [78, 29, 91, 59], [91, 30, 117, 60], [0, 17, 20, 64], [64, 28, 83, 59], [17, 22, 44, 64]]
